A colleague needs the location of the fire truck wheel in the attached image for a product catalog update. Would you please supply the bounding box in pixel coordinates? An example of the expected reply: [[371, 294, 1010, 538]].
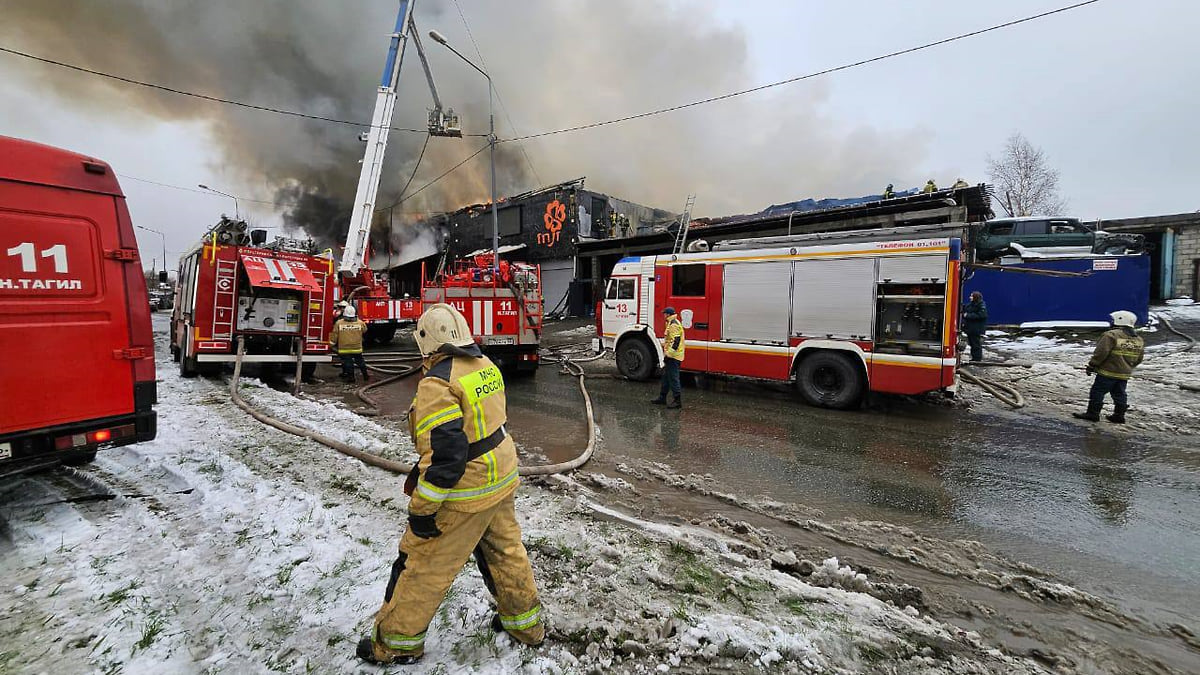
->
[[616, 337, 655, 381], [180, 354, 199, 379], [795, 351, 864, 410]]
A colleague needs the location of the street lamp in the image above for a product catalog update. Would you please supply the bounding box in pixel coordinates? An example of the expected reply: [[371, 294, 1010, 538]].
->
[[197, 184, 241, 219], [135, 225, 168, 276], [429, 29, 498, 275]]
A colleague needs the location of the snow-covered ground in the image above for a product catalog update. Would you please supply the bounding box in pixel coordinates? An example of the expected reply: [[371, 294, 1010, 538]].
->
[[967, 304, 1200, 435], [0, 317, 1051, 674]]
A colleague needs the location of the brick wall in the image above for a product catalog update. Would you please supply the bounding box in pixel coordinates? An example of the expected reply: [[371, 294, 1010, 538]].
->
[[1175, 225, 1200, 298]]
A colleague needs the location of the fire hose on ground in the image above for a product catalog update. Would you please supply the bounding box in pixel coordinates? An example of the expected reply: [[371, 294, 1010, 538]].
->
[[229, 339, 597, 477], [956, 366, 1027, 409]]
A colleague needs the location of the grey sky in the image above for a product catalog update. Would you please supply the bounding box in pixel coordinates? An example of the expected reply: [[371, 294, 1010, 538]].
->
[[1, 0, 1196, 270]]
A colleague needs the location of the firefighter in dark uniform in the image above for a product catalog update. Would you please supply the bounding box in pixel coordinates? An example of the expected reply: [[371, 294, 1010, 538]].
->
[[882, 184, 895, 199], [1073, 310, 1144, 424], [961, 291, 988, 362], [357, 303, 543, 665]]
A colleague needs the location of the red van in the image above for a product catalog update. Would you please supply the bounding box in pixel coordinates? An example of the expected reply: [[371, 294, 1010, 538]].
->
[[0, 136, 157, 476]]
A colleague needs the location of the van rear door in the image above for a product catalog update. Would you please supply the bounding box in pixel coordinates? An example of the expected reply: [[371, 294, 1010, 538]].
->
[[0, 181, 137, 433]]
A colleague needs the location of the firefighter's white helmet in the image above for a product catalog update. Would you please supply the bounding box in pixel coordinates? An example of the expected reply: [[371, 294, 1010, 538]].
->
[[415, 303, 475, 356], [343, 304, 357, 319], [1109, 310, 1136, 328]]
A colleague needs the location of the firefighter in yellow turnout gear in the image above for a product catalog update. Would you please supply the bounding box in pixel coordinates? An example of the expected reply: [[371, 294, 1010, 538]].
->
[[357, 303, 543, 665]]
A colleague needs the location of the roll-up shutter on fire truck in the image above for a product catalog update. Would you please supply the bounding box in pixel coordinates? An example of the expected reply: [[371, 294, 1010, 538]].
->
[[877, 255, 946, 284], [240, 253, 322, 293], [791, 258, 876, 340], [721, 262, 791, 344]]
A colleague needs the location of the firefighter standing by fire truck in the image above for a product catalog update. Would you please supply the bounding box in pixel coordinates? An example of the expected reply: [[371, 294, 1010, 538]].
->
[[357, 303, 543, 665], [330, 304, 370, 383], [652, 307, 686, 409]]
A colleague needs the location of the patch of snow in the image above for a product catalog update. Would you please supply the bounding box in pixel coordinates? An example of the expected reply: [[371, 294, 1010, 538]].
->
[[1019, 320, 1111, 330]]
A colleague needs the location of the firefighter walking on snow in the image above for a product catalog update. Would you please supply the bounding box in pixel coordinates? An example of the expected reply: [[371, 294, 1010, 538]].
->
[[330, 304, 370, 383], [1073, 310, 1144, 424], [357, 303, 543, 665], [652, 307, 686, 409]]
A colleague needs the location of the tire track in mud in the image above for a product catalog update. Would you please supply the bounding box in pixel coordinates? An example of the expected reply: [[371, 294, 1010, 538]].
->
[[577, 456, 1199, 675]]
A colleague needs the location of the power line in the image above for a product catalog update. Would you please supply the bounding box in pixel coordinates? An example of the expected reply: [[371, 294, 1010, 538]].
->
[[390, 134, 432, 207], [0, 45, 487, 136], [500, 0, 1105, 143], [117, 173, 282, 205], [384, 141, 491, 210], [450, 0, 543, 186]]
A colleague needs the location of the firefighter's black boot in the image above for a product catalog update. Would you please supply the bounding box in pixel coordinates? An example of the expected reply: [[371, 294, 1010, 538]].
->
[[1072, 401, 1102, 422], [1106, 404, 1128, 424], [650, 396, 666, 405], [666, 396, 681, 409], [356, 637, 422, 665]]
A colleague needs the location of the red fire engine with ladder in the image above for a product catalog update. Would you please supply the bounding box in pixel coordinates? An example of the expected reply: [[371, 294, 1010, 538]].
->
[[336, 0, 459, 344], [422, 252, 543, 373], [170, 218, 335, 379], [596, 231, 963, 408]]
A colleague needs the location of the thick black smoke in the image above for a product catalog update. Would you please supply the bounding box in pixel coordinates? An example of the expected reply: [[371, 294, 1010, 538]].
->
[[1, 0, 930, 264]]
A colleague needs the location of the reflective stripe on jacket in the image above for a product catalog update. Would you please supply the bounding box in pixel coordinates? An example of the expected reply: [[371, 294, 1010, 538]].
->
[[663, 317, 686, 361], [330, 318, 367, 354], [407, 345, 518, 515], [1088, 327, 1144, 380]]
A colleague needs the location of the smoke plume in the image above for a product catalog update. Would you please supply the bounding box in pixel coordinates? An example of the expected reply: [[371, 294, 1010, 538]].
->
[[2, 0, 929, 265]]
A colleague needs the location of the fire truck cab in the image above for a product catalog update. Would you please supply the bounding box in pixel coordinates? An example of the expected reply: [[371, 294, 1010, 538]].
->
[[0, 136, 157, 475], [171, 221, 334, 377], [597, 236, 962, 409]]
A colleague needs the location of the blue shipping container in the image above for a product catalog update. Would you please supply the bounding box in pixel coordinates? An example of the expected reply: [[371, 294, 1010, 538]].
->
[[963, 254, 1150, 326]]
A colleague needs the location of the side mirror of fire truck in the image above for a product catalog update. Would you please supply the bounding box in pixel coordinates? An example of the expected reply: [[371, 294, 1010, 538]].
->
[[158, 270, 168, 284], [251, 229, 268, 246]]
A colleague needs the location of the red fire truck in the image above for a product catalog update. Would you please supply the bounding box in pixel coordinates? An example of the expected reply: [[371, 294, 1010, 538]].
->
[[596, 234, 963, 408], [1, 135, 157, 474], [423, 253, 543, 372], [170, 218, 334, 378]]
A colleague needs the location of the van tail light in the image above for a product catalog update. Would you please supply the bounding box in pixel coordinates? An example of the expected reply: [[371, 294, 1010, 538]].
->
[[53, 424, 136, 450]]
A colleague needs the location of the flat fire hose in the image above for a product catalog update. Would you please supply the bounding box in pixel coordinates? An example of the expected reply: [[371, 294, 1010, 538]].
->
[[957, 366, 1027, 409], [229, 339, 596, 476]]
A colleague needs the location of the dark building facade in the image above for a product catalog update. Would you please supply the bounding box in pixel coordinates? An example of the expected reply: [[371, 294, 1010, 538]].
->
[[416, 178, 679, 313]]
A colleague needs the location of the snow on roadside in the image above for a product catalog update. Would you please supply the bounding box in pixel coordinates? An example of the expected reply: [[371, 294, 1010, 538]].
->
[[0, 318, 1048, 674], [968, 317, 1200, 436]]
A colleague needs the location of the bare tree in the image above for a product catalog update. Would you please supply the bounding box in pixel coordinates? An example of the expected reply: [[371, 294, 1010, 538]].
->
[[986, 133, 1067, 217]]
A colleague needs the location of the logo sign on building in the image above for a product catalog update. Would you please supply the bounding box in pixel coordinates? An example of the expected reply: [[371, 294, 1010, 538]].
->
[[1092, 259, 1119, 271], [538, 200, 565, 248]]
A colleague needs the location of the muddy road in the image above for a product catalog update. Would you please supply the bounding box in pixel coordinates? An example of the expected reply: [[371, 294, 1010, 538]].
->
[[326, 321, 1200, 673]]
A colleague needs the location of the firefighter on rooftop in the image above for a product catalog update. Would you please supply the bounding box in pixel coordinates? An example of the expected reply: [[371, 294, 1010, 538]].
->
[[357, 303, 544, 665]]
